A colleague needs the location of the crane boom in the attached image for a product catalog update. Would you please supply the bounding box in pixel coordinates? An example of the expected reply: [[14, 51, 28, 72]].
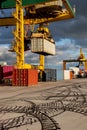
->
[[0, 13, 73, 26], [0, 0, 75, 26]]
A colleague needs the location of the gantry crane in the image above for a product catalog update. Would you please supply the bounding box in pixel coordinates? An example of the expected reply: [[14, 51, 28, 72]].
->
[[0, 0, 75, 26], [78, 48, 85, 60], [63, 48, 87, 70], [0, 0, 75, 72], [78, 48, 87, 69]]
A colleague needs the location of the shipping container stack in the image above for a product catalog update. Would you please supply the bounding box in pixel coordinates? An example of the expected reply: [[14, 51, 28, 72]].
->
[[45, 69, 57, 81], [0, 65, 13, 84], [64, 70, 74, 80], [3, 66, 13, 79], [0, 65, 3, 83], [12, 69, 38, 86]]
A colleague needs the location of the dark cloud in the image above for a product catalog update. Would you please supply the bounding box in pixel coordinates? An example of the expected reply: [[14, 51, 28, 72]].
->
[[49, 0, 87, 48], [70, 0, 87, 16]]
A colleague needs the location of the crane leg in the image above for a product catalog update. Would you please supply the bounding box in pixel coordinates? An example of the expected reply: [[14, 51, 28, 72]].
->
[[38, 55, 46, 81]]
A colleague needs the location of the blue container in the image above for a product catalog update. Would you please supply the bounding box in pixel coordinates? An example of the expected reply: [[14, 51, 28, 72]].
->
[[57, 69, 64, 80]]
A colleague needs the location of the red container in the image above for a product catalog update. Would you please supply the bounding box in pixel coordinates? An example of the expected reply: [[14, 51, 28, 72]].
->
[[12, 69, 17, 86], [0, 66, 3, 82], [3, 65, 14, 79], [70, 71, 74, 80], [12, 69, 38, 86], [27, 69, 38, 85]]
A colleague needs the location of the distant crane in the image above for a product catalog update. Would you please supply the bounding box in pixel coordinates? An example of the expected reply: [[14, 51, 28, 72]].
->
[[63, 48, 87, 70]]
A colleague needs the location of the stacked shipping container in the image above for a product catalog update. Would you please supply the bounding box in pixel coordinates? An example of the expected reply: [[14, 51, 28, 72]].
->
[[0, 66, 38, 86], [3, 66, 13, 79], [0, 65, 57, 85], [12, 69, 38, 86], [38, 69, 57, 82], [0, 65, 3, 82], [45, 69, 57, 81], [0, 65, 13, 83], [64, 70, 74, 80]]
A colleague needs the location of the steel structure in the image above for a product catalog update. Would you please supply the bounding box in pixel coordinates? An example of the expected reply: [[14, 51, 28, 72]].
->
[[0, 0, 54, 8], [11, 0, 32, 68], [13, 0, 24, 68], [0, 0, 75, 70], [63, 48, 87, 70], [0, 0, 75, 26]]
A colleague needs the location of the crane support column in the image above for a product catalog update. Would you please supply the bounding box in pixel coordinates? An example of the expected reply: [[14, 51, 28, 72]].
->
[[38, 55, 45, 81], [13, 0, 24, 68], [85, 61, 87, 70], [39, 55, 45, 71], [63, 61, 66, 70]]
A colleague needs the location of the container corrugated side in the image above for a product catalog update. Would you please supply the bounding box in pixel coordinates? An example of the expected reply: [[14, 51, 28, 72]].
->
[[0, 66, 3, 82], [57, 69, 64, 80], [3, 66, 13, 79], [64, 70, 70, 80], [70, 71, 74, 79], [31, 37, 55, 55], [12, 69, 38, 86], [43, 39, 55, 55], [44, 69, 56, 81], [28, 69, 38, 85]]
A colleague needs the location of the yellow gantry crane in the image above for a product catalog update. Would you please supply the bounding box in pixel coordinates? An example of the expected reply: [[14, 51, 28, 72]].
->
[[0, 0, 75, 71], [78, 48, 86, 61], [63, 48, 87, 70], [78, 48, 87, 70]]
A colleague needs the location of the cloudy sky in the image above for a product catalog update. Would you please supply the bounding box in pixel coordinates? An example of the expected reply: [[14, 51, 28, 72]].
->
[[0, 0, 87, 68]]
